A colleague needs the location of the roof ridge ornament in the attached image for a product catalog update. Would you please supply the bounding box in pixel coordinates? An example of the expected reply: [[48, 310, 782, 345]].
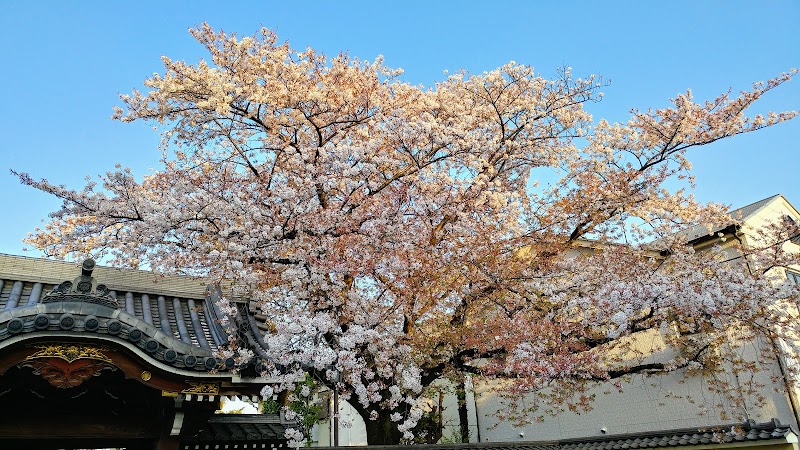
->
[[42, 258, 119, 309]]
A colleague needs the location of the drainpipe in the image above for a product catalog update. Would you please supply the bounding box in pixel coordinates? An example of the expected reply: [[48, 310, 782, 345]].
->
[[770, 331, 800, 429], [333, 387, 340, 446], [468, 375, 482, 443]]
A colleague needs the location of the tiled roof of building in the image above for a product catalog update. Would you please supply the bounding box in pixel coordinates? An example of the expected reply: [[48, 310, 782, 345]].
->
[[729, 194, 784, 222], [0, 254, 243, 373], [311, 420, 796, 450], [0, 253, 208, 298], [559, 419, 796, 450], [182, 414, 295, 448], [678, 194, 782, 243], [305, 441, 559, 450]]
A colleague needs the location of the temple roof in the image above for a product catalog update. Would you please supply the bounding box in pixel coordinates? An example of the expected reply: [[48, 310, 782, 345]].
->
[[0, 254, 246, 374], [183, 414, 295, 448], [0, 252, 208, 298]]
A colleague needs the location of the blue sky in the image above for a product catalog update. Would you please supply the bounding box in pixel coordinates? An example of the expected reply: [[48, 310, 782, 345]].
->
[[0, 1, 798, 256]]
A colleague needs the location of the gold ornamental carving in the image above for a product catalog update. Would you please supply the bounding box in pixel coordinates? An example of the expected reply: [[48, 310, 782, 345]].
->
[[25, 344, 113, 364], [182, 381, 220, 395], [19, 344, 116, 389], [20, 359, 116, 389]]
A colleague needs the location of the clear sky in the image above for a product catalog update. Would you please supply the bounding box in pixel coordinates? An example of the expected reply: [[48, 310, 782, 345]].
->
[[0, 1, 798, 257]]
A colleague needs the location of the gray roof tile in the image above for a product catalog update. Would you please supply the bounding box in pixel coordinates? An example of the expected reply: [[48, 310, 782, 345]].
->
[[0, 255, 235, 371], [678, 194, 782, 243], [0, 253, 209, 298], [185, 414, 295, 444], [308, 420, 795, 450], [559, 420, 795, 450]]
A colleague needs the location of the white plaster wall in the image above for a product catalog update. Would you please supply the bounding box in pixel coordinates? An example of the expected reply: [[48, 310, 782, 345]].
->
[[314, 397, 368, 446], [428, 377, 480, 443], [314, 379, 475, 445], [472, 352, 795, 442]]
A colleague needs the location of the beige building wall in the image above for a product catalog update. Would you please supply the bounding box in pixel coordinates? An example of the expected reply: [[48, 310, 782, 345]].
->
[[473, 335, 796, 442], [472, 196, 800, 442]]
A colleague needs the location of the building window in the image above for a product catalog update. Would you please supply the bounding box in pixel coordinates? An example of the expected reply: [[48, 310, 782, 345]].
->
[[784, 215, 800, 245]]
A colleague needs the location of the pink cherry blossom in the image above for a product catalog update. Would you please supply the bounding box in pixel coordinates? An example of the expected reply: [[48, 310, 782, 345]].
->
[[14, 24, 799, 445]]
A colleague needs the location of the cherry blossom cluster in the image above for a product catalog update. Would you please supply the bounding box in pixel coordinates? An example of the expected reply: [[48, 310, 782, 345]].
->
[[14, 23, 799, 443]]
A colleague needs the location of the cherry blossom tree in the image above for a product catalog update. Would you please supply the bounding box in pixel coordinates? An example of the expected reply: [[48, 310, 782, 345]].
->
[[16, 24, 800, 444]]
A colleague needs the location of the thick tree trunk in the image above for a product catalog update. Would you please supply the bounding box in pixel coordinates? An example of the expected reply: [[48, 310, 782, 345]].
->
[[363, 412, 404, 445], [456, 380, 470, 443]]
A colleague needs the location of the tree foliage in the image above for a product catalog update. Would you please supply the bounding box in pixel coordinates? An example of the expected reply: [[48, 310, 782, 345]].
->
[[16, 24, 800, 445], [262, 373, 323, 446]]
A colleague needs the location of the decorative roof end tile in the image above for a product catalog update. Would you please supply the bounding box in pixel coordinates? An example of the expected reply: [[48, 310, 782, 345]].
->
[[42, 258, 118, 309]]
